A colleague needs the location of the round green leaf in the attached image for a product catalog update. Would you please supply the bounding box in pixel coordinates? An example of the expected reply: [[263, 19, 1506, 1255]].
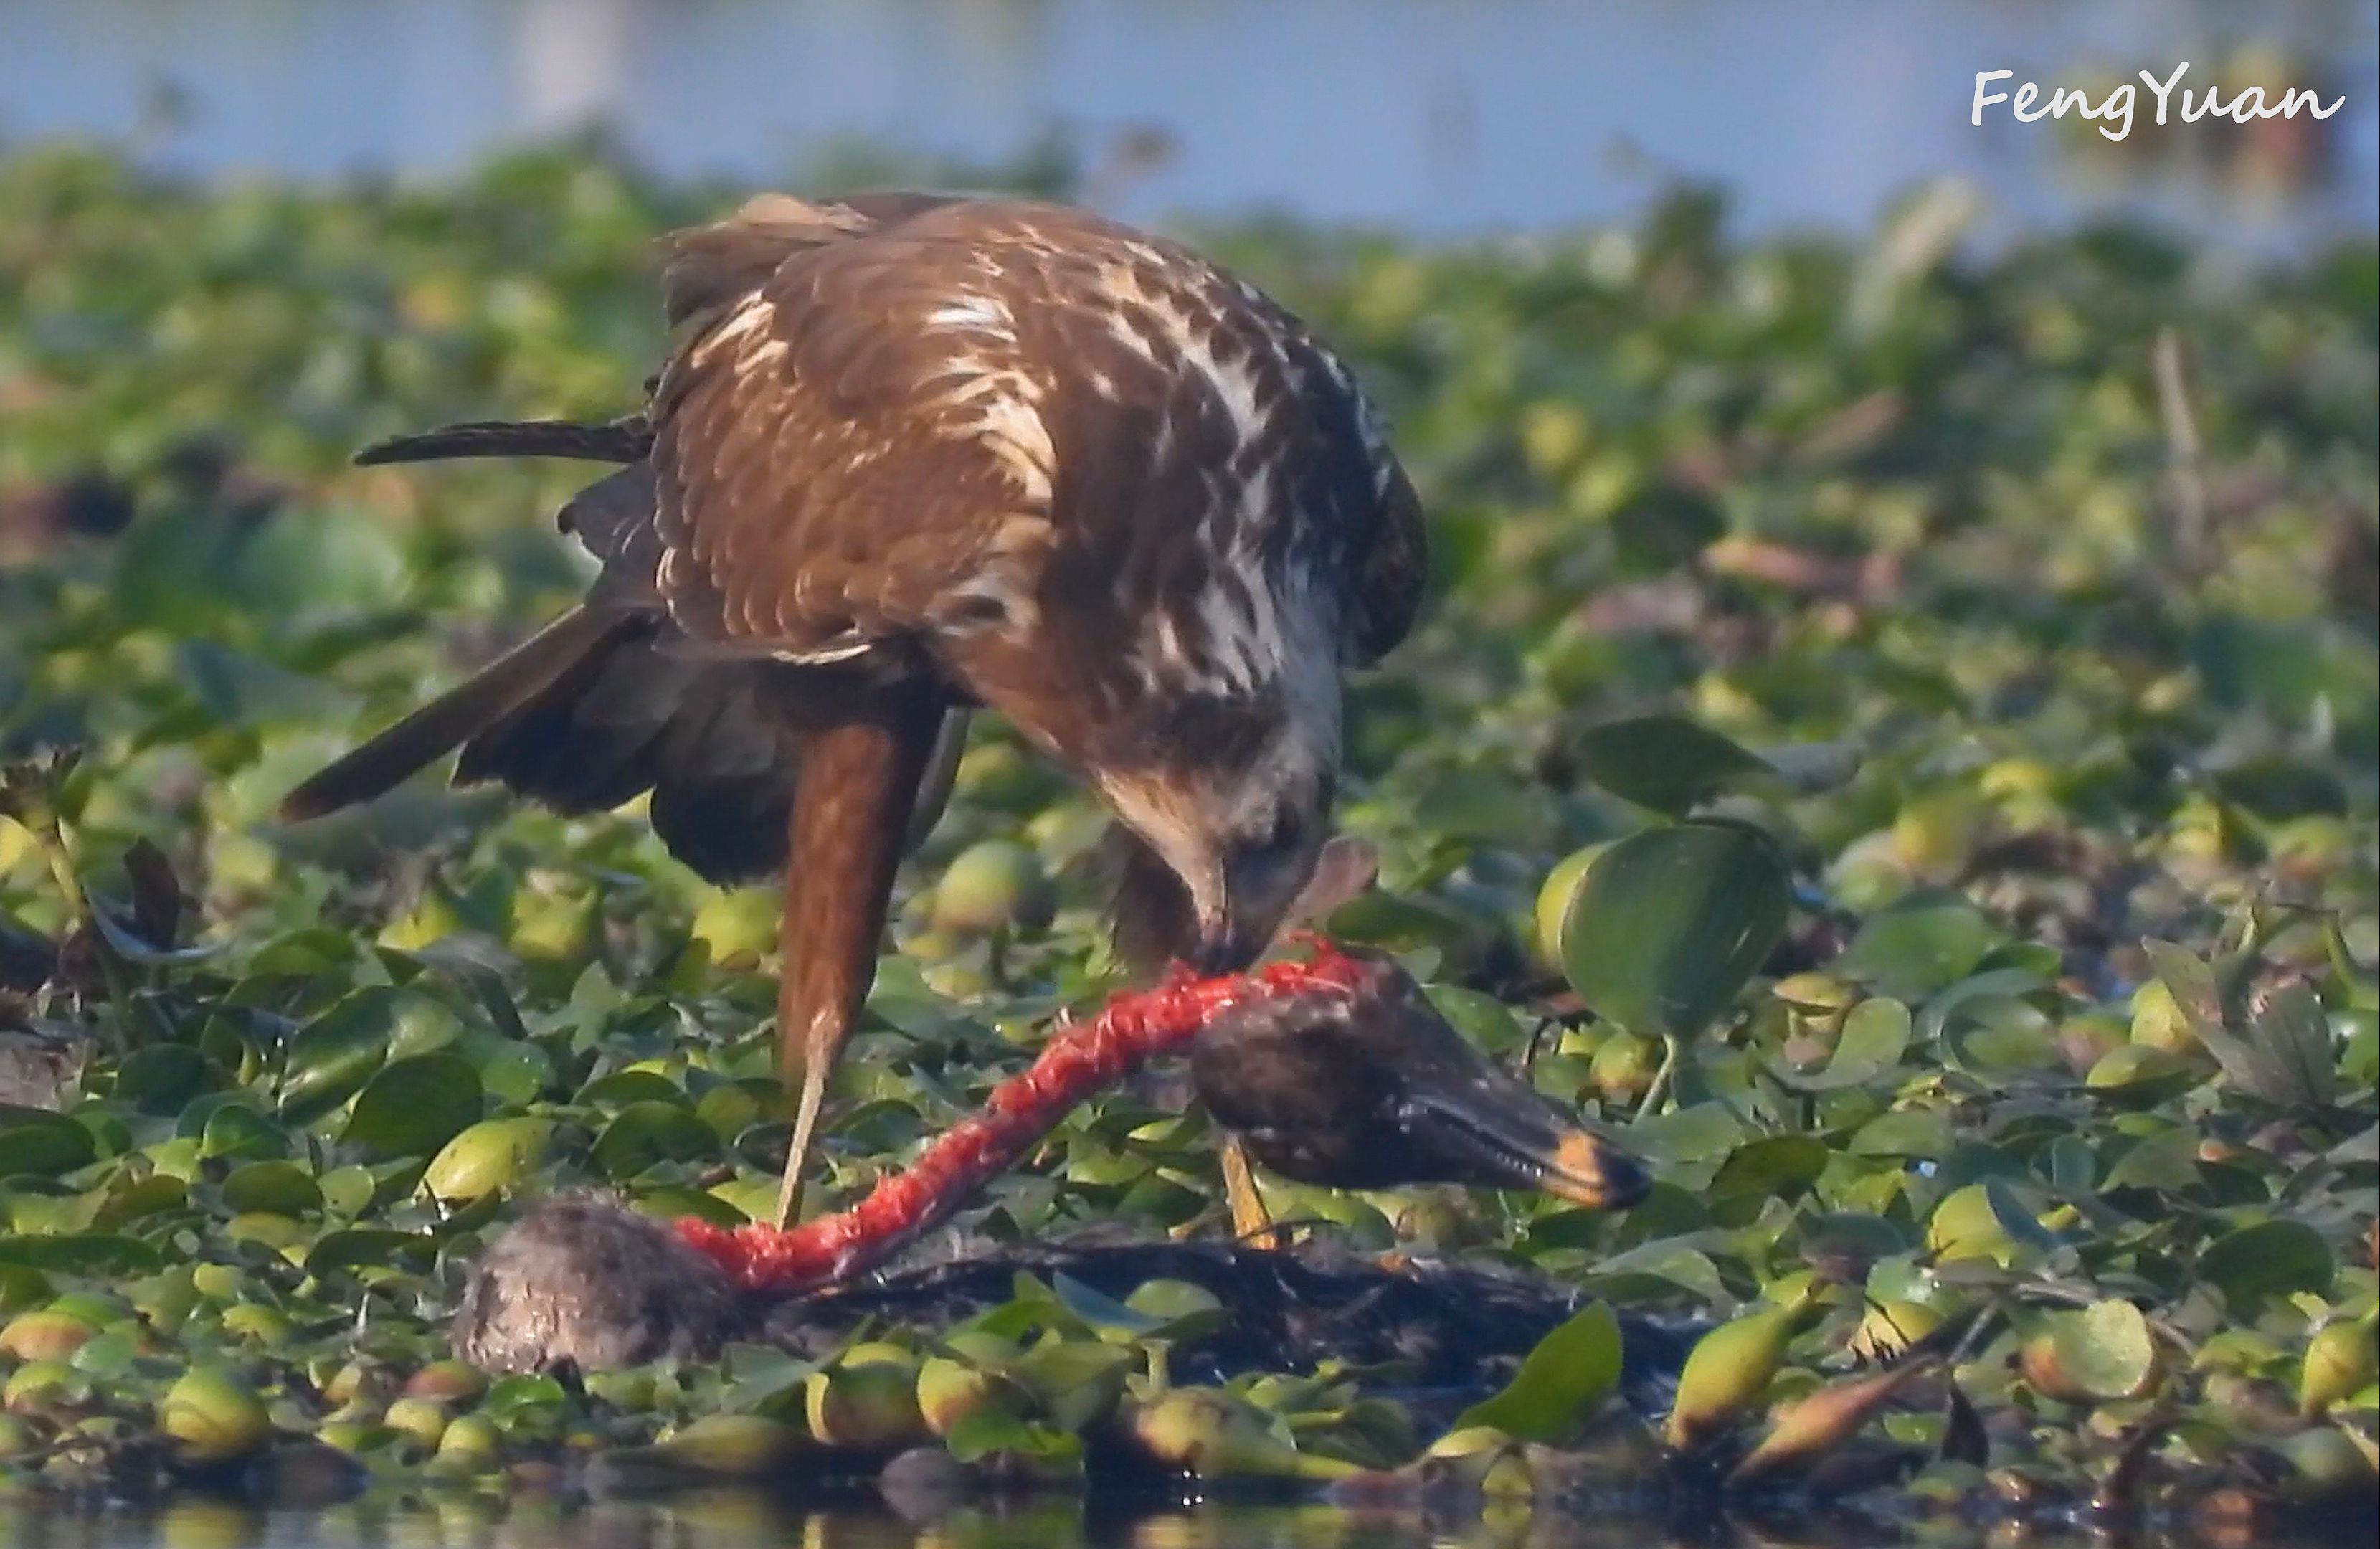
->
[[575, 1071, 689, 1109], [1712, 1134, 1831, 1201], [1454, 1299, 1623, 1441], [113, 1045, 219, 1117], [277, 987, 397, 1123], [1559, 822, 1791, 1038], [305, 1228, 435, 1276], [2198, 1220, 2333, 1315], [589, 1101, 719, 1180], [0, 1232, 161, 1275], [199, 1103, 288, 1162], [343, 1054, 483, 1161], [221, 1161, 323, 1217], [1573, 716, 1773, 818], [1838, 893, 1999, 1000], [0, 1111, 98, 1176], [2049, 1299, 2158, 1401], [422, 1117, 555, 1203]]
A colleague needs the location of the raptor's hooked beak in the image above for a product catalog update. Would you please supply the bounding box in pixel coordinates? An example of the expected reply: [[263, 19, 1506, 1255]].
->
[[1188, 909, 1268, 976], [1395, 1079, 1651, 1212]]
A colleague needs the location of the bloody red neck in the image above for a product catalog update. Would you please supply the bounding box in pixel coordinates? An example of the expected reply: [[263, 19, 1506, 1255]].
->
[[675, 937, 1368, 1292]]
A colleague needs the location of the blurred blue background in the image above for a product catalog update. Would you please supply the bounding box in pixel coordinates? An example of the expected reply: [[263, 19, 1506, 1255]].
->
[[1, 0, 2374, 250]]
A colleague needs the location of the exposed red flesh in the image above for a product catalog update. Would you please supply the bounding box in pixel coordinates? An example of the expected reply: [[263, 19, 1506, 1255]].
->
[[675, 937, 1369, 1292]]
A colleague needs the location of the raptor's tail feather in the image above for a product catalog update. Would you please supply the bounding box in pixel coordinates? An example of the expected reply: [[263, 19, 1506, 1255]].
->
[[278, 606, 632, 822]]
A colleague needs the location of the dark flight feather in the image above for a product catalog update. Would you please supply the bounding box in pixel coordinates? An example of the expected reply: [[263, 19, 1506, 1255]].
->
[[353, 417, 652, 468], [278, 605, 631, 821]]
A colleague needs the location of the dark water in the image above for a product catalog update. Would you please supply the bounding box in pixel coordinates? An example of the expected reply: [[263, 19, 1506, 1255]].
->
[[1, 0, 2374, 250]]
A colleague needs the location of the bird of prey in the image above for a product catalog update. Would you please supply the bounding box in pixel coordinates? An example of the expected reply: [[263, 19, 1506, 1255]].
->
[[280, 192, 1427, 1229]]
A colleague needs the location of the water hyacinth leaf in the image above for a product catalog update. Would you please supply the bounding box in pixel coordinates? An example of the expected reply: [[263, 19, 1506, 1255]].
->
[[1838, 893, 1998, 1000], [113, 1044, 219, 1116], [2198, 1220, 2333, 1315], [589, 1102, 719, 1180], [91, 1173, 185, 1229], [422, 1117, 556, 1203], [718, 1344, 820, 1414], [1123, 1278, 1228, 1330], [471, 1038, 556, 1107], [304, 1229, 435, 1276], [244, 927, 362, 979], [67, 1327, 140, 1380], [1917, 968, 2049, 1046], [1411, 767, 1540, 845], [1938, 993, 2059, 1076], [1579, 1241, 1730, 1304], [1802, 1212, 1913, 1266], [1571, 716, 1772, 817], [638, 1185, 744, 1226], [343, 1054, 482, 1160], [277, 986, 398, 1122], [0, 1262, 50, 1312], [1982, 1179, 2060, 1254], [221, 1160, 323, 1216], [316, 1165, 378, 1218], [484, 1372, 570, 1418], [0, 1233, 161, 1274], [1849, 1108, 1952, 1159], [2099, 1127, 2200, 1193], [1050, 1272, 1167, 1337], [1712, 1134, 1830, 1201], [1781, 997, 1912, 1090], [1424, 984, 1527, 1054], [1454, 1299, 1623, 1441], [2049, 1300, 2158, 1401], [2043, 1134, 2098, 1195], [199, 1103, 288, 1162], [1325, 889, 1479, 962], [0, 1110, 97, 1176], [947, 1408, 1082, 1467], [1559, 822, 1791, 1038], [1626, 1102, 1745, 1164], [575, 1071, 689, 1109], [2085, 1046, 2206, 1108]]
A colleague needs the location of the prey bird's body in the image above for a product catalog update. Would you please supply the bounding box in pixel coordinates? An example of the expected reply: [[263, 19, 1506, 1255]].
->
[[284, 192, 1426, 1222]]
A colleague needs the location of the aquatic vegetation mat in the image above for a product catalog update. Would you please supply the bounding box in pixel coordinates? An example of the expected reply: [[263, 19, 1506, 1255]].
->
[[0, 143, 2374, 1545]]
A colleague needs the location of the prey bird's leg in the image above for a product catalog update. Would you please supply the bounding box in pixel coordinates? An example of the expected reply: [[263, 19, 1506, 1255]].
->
[[774, 679, 945, 1229], [1219, 1135, 1281, 1246]]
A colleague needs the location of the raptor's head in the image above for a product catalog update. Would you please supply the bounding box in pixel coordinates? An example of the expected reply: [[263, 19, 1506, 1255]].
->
[[1098, 678, 1340, 975]]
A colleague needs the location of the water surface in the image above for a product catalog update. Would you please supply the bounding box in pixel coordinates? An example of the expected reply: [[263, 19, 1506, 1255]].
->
[[1, 0, 2374, 249]]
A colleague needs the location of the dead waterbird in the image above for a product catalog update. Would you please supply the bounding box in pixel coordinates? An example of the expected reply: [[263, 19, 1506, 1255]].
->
[[456, 943, 1652, 1388]]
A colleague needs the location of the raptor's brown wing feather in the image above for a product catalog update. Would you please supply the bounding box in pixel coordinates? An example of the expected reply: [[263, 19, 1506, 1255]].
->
[[647, 210, 1073, 665], [648, 194, 1423, 716]]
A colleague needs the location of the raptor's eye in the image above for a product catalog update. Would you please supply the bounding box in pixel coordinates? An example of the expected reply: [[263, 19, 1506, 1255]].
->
[[1253, 809, 1305, 858]]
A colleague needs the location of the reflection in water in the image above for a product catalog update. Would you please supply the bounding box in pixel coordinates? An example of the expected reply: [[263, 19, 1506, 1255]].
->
[[0, 1489, 2349, 1549], [0, 0, 2371, 248]]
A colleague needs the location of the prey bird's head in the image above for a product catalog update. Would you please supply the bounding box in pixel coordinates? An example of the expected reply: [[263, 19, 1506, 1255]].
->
[[1190, 950, 1650, 1211], [1098, 678, 1340, 975]]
